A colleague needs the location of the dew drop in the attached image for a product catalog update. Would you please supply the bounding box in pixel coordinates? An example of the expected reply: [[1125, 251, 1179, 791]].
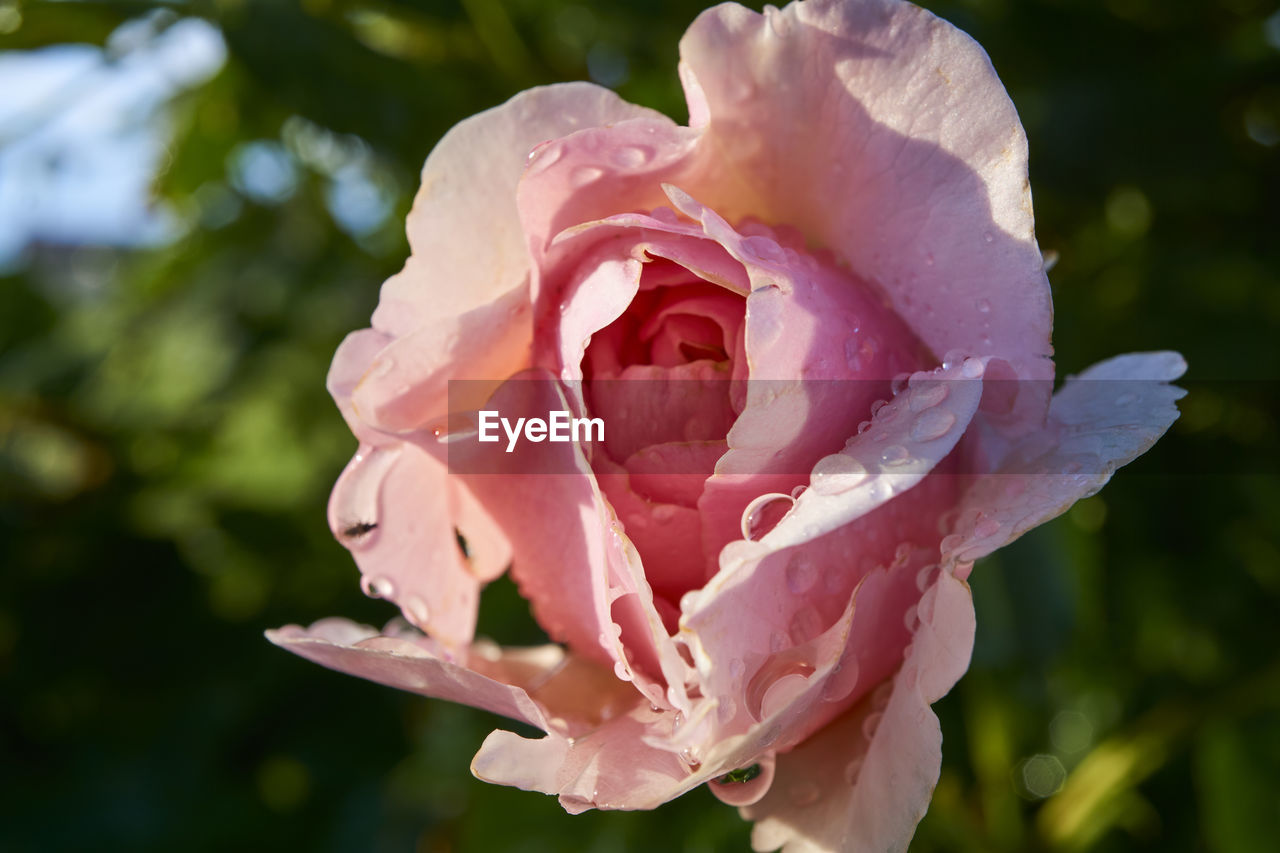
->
[[974, 517, 1003, 538], [709, 753, 776, 807], [613, 660, 632, 681], [403, 595, 430, 628], [880, 444, 910, 467], [961, 357, 985, 379], [612, 144, 653, 169], [890, 373, 910, 396], [789, 781, 820, 807], [915, 563, 940, 593], [790, 484, 808, 500], [789, 607, 824, 644], [745, 657, 816, 721], [924, 252, 936, 267], [332, 446, 400, 549], [856, 420, 872, 435], [983, 231, 995, 243], [570, 165, 604, 187], [741, 492, 795, 541], [870, 398, 889, 417], [361, 575, 395, 599], [844, 758, 864, 786], [679, 746, 702, 768], [976, 298, 992, 313], [903, 603, 920, 632], [810, 453, 869, 495], [742, 235, 786, 264], [821, 657, 860, 702], [526, 143, 564, 173], [908, 382, 949, 412], [861, 710, 884, 741], [910, 409, 957, 442]]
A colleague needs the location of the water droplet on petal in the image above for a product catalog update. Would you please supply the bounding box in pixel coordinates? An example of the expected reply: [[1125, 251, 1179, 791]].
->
[[910, 409, 957, 442], [856, 420, 872, 435], [789, 781, 820, 807], [974, 517, 1003, 538], [332, 446, 401, 549], [961, 357, 985, 378], [742, 235, 786, 264], [915, 563, 940, 593], [903, 603, 920, 632], [891, 373, 910, 396], [745, 657, 816, 721], [710, 754, 776, 806], [880, 444, 910, 467], [570, 165, 604, 187], [679, 746, 702, 768], [983, 231, 995, 243], [526, 143, 564, 173], [862, 710, 883, 740], [810, 454, 868, 495], [613, 661, 632, 681], [976, 298, 992, 313], [844, 758, 864, 786], [870, 398, 889, 417], [361, 575, 395, 599], [821, 656, 860, 702], [403, 595, 430, 628], [741, 492, 795, 541], [790, 484, 808, 500], [789, 607, 824, 644], [908, 382, 949, 412], [612, 144, 652, 169]]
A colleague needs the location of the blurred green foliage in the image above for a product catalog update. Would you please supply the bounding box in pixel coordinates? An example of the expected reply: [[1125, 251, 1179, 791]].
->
[[1, 0, 1278, 851]]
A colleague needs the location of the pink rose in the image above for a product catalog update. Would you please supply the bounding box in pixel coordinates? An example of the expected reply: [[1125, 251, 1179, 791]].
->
[[269, 0, 1185, 849]]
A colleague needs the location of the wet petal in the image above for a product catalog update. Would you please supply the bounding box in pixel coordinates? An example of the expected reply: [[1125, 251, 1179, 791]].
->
[[942, 352, 1186, 570], [743, 566, 976, 853], [677, 0, 1054, 383]]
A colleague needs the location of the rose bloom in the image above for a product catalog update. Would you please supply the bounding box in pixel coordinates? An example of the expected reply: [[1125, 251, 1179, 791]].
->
[[269, 0, 1184, 849]]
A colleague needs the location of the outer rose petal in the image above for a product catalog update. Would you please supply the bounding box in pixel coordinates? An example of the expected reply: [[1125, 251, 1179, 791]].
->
[[676, 0, 1054, 383], [743, 567, 976, 853], [351, 83, 665, 432], [942, 352, 1186, 571], [265, 618, 638, 731]]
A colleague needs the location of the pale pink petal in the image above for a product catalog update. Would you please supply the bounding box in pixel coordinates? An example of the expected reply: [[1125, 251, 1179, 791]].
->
[[351, 83, 661, 433], [446, 372, 692, 713], [744, 567, 976, 853], [267, 618, 636, 732], [676, 0, 1054, 383], [942, 352, 1186, 570], [327, 442, 480, 647]]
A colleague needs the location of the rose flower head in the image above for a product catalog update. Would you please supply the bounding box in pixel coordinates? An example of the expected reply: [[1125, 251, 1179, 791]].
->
[[269, 0, 1185, 849]]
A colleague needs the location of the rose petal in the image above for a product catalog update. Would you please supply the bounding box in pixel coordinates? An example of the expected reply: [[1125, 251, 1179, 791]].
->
[[743, 566, 976, 853], [676, 0, 1054, 385], [942, 352, 1186, 570], [350, 83, 662, 433], [327, 441, 480, 647]]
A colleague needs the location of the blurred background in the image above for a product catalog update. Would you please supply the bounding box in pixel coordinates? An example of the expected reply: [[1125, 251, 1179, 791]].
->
[[1, 0, 1277, 850]]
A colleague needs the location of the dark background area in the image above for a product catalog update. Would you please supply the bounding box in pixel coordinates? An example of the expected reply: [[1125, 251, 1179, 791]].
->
[[2, 0, 1278, 850]]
